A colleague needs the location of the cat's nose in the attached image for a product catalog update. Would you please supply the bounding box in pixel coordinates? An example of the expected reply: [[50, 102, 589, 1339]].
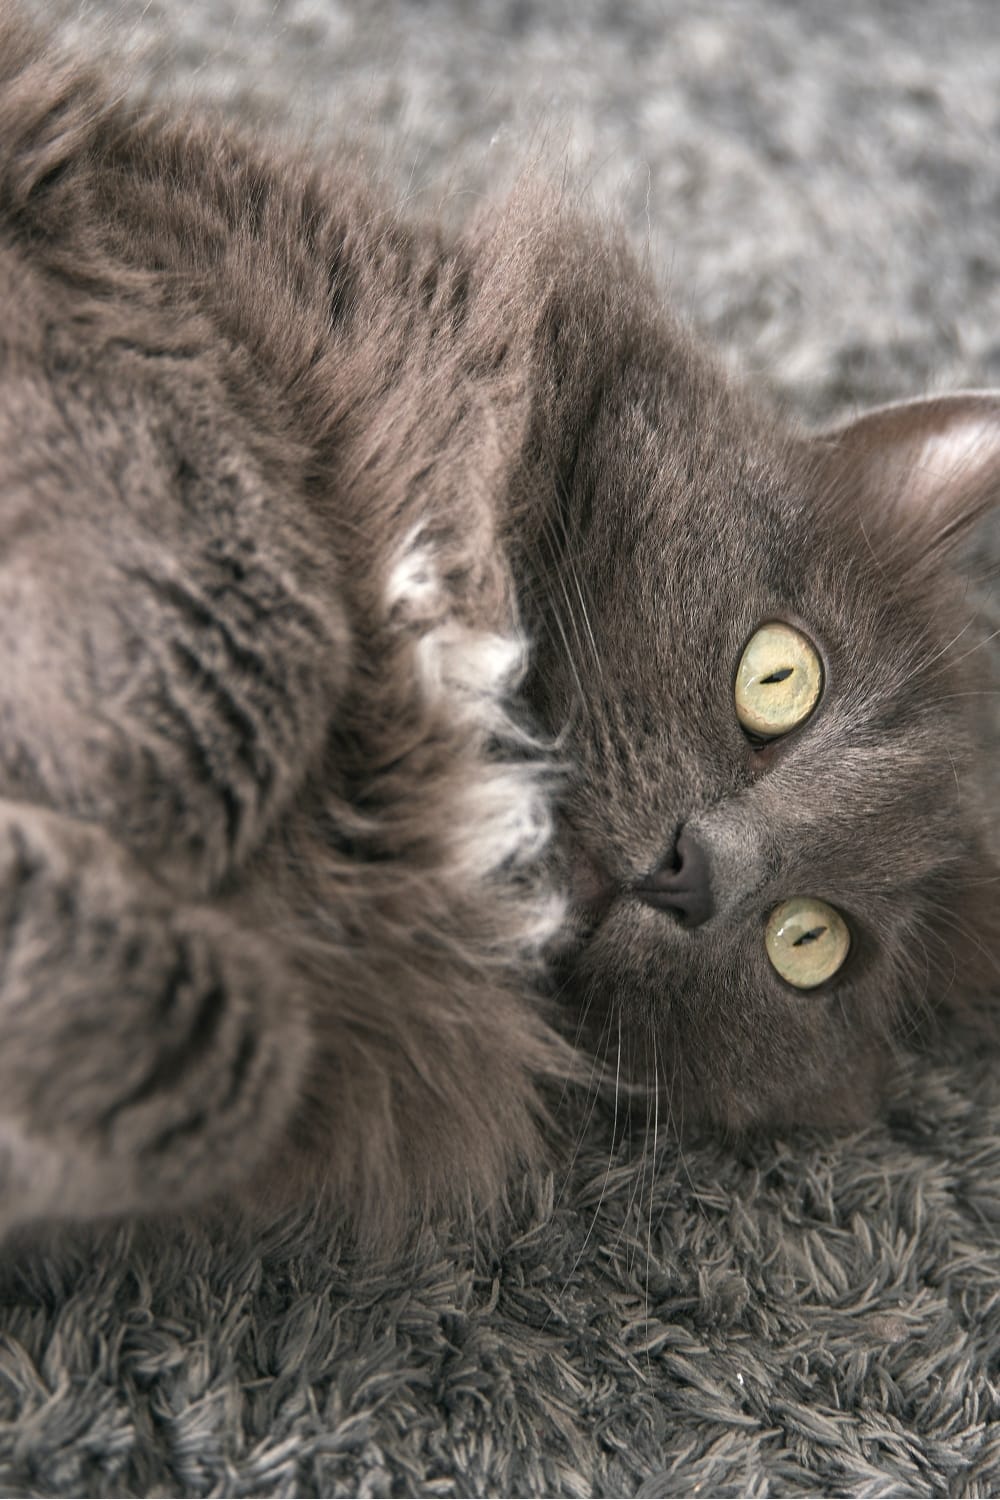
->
[[632, 828, 714, 927]]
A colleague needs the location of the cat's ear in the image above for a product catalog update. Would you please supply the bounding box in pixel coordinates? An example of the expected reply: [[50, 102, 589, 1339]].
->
[[818, 392, 1000, 558]]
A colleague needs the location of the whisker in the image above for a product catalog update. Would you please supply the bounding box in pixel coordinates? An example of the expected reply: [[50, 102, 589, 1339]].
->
[[909, 614, 975, 677], [644, 1031, 661, 1364], [558, 1004, 624, 1296], [552, 995, 616, 1214], [923, 625, 1000, 683]]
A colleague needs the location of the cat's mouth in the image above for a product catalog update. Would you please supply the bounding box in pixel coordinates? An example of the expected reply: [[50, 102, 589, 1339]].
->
[[559, 818, 697, 943], [568, 844, 616, 925], [557, 819, 618, 933]]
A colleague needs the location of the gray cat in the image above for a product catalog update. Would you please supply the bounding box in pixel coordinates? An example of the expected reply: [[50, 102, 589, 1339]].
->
[[0, 6, 996, 1245]]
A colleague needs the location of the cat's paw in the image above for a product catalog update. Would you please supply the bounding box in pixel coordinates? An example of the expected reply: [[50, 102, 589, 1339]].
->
[[0, 803, 308, 1232]]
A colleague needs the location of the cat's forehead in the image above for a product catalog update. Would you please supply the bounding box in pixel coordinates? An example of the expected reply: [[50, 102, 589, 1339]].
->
[[579, 410, 929, 681]]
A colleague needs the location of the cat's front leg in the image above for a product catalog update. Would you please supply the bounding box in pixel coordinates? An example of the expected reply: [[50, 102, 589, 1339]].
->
[[0, 346, 353, 898], [0, 801, 306, 1232]]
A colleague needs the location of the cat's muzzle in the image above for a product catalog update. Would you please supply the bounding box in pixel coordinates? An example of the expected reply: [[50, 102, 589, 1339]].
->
[[632, 828, 713, 928]]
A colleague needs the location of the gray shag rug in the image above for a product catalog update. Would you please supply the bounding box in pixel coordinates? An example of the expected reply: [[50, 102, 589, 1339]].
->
[[3, 1, 1000, 1494]]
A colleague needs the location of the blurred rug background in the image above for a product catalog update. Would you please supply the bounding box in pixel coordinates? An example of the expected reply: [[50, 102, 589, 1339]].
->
[[3, 2, 1000, 1494]]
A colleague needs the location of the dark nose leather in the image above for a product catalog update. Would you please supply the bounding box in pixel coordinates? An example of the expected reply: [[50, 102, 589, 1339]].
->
[[633, 828, 714, 927]]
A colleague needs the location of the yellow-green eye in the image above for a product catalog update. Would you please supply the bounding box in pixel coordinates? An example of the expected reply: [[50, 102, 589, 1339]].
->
[[765, 897, 850, 989], [735, 623, 823, 739]]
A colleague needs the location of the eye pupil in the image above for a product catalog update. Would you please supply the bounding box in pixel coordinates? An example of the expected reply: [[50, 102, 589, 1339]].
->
[[792, 925, 827, 947], [734, 623, 823, 739], [765, 898, 850, 988]]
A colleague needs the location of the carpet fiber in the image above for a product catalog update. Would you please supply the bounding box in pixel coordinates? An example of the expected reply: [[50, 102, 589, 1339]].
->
[[3, 2, 1000, 1494]]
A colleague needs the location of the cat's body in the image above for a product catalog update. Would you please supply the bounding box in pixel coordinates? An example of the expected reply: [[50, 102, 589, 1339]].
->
[[0, 8, 997, 1243]]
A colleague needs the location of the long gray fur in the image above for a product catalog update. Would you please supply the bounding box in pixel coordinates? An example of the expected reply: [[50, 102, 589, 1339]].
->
[[3, 1, 1000, 1495]]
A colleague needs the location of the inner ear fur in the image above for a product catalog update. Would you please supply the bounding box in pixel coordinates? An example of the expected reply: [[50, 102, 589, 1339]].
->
[[817, 391, 1000, 560]]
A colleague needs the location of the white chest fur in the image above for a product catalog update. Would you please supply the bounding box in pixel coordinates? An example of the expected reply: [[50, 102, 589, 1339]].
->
[[384, 529, 565, 958]]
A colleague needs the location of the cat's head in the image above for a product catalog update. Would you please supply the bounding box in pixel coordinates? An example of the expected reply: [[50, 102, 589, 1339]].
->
[[521, 277, 1000, 1130]]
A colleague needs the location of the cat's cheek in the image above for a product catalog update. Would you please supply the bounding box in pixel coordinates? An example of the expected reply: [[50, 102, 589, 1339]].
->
[[766, 1031, 889, 1129], [560, 902, 894, 1132]]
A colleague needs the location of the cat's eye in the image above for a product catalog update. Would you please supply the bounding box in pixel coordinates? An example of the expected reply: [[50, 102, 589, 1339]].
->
[[765, 897, 850, 989], [735, 623, 823, 739]]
